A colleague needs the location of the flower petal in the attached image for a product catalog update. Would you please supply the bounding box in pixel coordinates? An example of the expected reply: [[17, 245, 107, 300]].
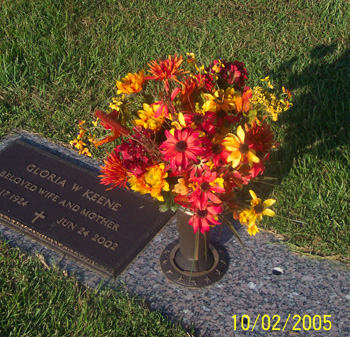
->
[[249, 190, 257, 200], [263, 199, 276, 207], [207, 192, 222, 204], [247, 224, 259, 236], [236, 125, 245, 143], [171, 87, 181, 101], [262, 208, 275, 217]]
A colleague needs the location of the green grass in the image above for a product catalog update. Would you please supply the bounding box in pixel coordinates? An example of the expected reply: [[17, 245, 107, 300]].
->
[[0, 241, 193, 337], [1, 0, 350, 334]]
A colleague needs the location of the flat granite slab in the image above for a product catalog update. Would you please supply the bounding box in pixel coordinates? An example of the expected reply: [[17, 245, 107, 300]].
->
[[1, 131, 350, 337]]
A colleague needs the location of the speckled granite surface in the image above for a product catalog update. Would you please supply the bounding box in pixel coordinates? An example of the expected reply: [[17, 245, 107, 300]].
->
[[1, 131, 350, 337]]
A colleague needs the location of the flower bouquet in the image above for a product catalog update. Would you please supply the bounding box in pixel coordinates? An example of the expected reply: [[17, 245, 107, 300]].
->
[[72, 53, 292, 240]]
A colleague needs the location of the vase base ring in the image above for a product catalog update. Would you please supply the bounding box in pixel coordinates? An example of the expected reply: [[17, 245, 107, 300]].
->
[[160, 240, 229, 288]]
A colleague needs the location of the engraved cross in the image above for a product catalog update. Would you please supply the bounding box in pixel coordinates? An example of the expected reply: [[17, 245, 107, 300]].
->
[[32, 211, 46, 224]]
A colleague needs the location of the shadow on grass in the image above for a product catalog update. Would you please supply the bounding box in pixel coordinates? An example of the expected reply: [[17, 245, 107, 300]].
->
[[266, 44, 350, 182], [253, 44, 350, 259]]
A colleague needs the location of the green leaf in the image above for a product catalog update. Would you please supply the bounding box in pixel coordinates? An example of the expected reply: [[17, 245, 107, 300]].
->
[[159, 204, 170, 213], [170, 203, 179, 212], [158, 192, 177, 213]]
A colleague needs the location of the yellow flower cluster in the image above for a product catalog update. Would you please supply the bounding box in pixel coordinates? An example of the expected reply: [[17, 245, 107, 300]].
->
[[251, 86, 292, 121], [186, 52, 197, 66], [109, 95, 125, 112], [69, 121, 94, 156], [133, 103, 165, 132]]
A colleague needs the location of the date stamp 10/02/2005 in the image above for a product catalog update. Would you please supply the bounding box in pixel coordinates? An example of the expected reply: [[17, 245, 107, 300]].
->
[[232, 314, 332, 333]]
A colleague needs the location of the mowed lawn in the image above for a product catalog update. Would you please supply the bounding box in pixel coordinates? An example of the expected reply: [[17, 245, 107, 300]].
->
[[0, 0, 349, 336]]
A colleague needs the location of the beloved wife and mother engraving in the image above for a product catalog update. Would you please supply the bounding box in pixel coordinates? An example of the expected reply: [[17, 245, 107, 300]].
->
[[0, 140, 173, 276]]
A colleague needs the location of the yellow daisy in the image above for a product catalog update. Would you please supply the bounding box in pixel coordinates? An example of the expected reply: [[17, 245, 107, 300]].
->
[[249, 190, 276, 223], [222, 125, 260, 168]]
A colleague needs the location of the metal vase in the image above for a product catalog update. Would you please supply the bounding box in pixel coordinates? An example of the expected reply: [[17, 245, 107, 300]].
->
[[160, 207, 229, 288], [174, 207, 214, 272]]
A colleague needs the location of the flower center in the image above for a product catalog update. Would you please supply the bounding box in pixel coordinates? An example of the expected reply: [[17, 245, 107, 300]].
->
[[254, 203, 264, 214], [239, 143, 249, 155], [214, 96, 224, 104], [216, 109, 227, 119], [197, 209, 208, 218], [193, 114, 204, 125], [200, 182, 210, 191], [175, 140, 188, 152], [212, 143, 223, 155]]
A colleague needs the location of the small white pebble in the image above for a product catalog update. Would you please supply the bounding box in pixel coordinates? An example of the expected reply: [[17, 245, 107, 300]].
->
[[272, 267, 283, 275], [248, 282, 257, 290]]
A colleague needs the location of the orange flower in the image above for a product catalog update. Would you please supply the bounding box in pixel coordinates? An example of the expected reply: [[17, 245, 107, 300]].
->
[[128, 163, 169, 201], [181, 77, 199, 110], [94, 109, 130, 136], [146, 55, 187, 90], [93, 109, 130, 147], [116, 70, 145, 94], [99, 151, 128, 189], [235, 88, 252, 113], [172, 177, 189, 195], [222, 125, 260, 168]]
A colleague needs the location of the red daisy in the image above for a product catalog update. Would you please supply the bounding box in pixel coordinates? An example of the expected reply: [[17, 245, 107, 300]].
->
[[160, 128, 203, 171], [249, 153, 269, 178], [186, 157, 211, 178], [189, 171, 225, 208], [183, 111, 216, 135], [202, 139, 230, 166], [245, 122, 275, 154], [189, 202, 222, 233]]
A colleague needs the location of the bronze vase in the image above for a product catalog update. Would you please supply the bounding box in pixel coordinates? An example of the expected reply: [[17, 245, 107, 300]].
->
[[160, 207, 229, 288]]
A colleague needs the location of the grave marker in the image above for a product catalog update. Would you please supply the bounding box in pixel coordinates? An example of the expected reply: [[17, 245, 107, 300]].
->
[[0, 140, 173, 277]]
